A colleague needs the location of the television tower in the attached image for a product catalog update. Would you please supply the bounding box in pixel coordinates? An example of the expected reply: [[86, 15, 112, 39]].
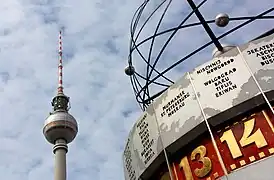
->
[[43, 30, 78, 180]]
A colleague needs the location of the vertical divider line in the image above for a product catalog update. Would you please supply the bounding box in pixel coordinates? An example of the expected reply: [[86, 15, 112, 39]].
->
[[172, 163, 179, 180], [151, 102, 174, 180], [236, 46, 274, 115], [187, 72, 228, 177]]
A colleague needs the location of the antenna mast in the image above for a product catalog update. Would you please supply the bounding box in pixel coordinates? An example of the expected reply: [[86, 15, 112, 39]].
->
[[51, 30, 70, 112], [58, 30, 64, 94]]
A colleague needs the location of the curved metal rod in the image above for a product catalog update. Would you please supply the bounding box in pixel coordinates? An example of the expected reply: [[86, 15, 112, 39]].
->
[[144, 0, 172, 102], [134, 73, 170, 104], [129, 0, 151, 109], [130, 37, 174, 84], [133, 73, 149, 98], [130, 0, 149, 36], [131, 15, 274, 52], [129, 0, 149, 66], [146, 0, 207, 87], [138, 0, 206, 105], [130, 0, 160, 57], [133, 73, 159, 106], [132, 74, 149, 105], [135, 72, 170, 87], [129, 0, 174, 85], [135, 7, 274, 104], [143, 87, 168, 104], [129, 0, 148, 53], [130, 74, 140, 97], [130, 75, 143, 110], [131, 0, 168, 49]]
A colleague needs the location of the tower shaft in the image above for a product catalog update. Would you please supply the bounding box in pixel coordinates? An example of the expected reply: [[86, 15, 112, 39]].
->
[[53, 139, 68, 180]]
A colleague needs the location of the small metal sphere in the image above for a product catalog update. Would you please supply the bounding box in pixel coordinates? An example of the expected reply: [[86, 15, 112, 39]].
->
[[43, 110, 78, 144], [125, 65, 135, 76], [212, 44, 236, 57], [215, 13, 229, 27]]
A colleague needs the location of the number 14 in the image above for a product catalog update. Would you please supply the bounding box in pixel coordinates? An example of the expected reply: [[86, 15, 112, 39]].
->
[[220, 116, 268, 159]]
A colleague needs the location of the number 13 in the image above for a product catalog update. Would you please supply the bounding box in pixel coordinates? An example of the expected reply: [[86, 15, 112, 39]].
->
[[179, 145, 212, 179]]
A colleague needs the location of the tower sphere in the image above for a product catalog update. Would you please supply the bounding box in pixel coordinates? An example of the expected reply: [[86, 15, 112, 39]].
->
[[43, 110, 78, 144], [215, 13, 229, 27], [125, 65, 135, 76]]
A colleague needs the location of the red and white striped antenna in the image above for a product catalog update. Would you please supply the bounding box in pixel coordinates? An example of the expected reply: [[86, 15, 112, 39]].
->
[[58, 30, 64, 94], [50, 29, 71, 111]]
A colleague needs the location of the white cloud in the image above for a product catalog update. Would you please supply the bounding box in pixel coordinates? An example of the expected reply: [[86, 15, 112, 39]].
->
[[0, 0, 272, 180]]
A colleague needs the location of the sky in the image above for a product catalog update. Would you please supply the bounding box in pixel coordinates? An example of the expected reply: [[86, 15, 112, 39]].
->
[[0, 0, 272, 180]]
